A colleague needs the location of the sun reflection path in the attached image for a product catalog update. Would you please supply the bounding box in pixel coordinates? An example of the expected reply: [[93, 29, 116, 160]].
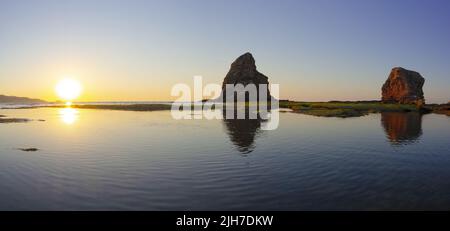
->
[[59, 107, 79, 125]]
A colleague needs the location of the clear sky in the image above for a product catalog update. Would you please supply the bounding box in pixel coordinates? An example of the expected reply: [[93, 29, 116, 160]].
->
[[1, 0, 449, 103]]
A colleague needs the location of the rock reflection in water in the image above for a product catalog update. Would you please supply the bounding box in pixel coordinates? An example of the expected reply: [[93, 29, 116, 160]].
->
[[381, 112, 423, 145], [222, 109, 264, 154]]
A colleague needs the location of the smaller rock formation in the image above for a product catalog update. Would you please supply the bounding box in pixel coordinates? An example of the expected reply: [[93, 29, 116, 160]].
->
[[381, 67, 425, 105], [0, 116, 30, 123], [432, 103, 450, 116], [18, 148, 39, 152]]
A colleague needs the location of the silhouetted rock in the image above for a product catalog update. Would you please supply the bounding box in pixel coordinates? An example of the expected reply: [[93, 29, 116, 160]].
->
[[381, 67, 425, 105], [381, 112, 423, 145], [18, 148, 39, 152], [221, 53, 271, 102], [0, 117, 30, 123]]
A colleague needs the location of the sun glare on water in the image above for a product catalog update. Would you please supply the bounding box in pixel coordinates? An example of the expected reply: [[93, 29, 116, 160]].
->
[[59, 108, 79, 125], [55, 78, 82, 102]]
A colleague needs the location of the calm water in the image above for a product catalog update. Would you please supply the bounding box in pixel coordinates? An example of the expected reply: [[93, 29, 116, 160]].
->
[[0, 108, 450, 210]]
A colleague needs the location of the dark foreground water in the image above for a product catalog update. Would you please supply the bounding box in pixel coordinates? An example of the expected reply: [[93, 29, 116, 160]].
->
[[0, 108, 449, 210]]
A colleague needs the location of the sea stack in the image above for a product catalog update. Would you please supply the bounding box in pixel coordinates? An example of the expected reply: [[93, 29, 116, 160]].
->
[[381, 67, 425, 105], [221, 52, 271, 102]]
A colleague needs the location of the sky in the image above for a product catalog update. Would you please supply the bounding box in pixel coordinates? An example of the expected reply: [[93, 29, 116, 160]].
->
[[0, 0, 449, 103]]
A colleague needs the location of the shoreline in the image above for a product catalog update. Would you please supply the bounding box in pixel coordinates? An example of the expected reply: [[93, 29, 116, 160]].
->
[[2, 101, 449, 118]]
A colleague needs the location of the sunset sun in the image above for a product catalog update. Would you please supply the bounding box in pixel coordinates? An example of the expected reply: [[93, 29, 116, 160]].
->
[[55, 78, 82, 102]]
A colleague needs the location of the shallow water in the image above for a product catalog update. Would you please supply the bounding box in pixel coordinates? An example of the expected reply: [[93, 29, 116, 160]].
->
[[0, 108, 449, 210]]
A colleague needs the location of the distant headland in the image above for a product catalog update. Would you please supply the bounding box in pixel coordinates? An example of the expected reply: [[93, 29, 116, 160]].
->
[[0, 95, 47, 104]]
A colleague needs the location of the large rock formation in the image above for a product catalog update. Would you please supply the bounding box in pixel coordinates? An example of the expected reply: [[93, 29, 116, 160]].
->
[[381, 67, 425, 105], [221, 52, 271, 101]]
